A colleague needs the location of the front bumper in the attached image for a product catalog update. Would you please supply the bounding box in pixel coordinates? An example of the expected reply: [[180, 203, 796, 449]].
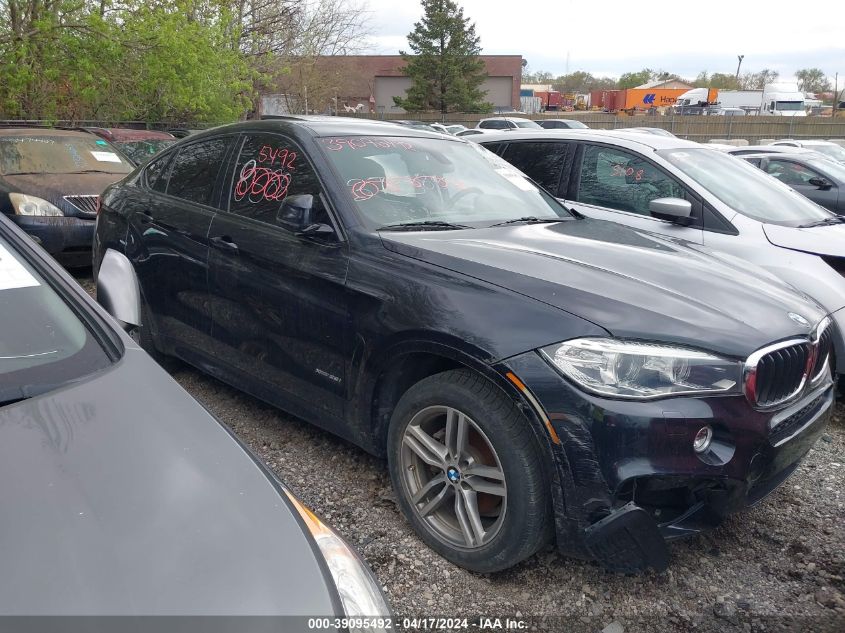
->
[[505, 351, 834, 571], [8, 214, 95, 265]]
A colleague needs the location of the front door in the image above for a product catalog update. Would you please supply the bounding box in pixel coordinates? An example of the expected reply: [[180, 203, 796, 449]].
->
[[205, 132, 351, 421], [564, 143, 704, 244]]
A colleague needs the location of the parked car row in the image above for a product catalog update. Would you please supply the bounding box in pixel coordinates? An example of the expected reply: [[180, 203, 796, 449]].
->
[[2, 117, 842, 616]]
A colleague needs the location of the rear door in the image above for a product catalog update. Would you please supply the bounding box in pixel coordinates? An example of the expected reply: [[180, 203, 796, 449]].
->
[[563, 142, 704, 243], [205, 131, 351, 421], [124, 135, 235, 355]]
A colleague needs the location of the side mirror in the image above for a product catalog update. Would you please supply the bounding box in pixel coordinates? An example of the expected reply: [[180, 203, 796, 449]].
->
[[808, 177, 833, 190], [277, 194, 315, 231], [649, 197, 693, 225]]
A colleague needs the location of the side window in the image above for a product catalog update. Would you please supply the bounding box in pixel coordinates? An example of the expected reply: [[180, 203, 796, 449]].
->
[[227, 134, 326, 228], [145, 152, 172, 193], [481, 120, 507, 130], [501, 142, 568, 193], [481, 142, 503, 155], [765, 160, 821, 186], [576, 144, 686, 216], [744, 157, 763, 167], [166, 137, 232, 206]]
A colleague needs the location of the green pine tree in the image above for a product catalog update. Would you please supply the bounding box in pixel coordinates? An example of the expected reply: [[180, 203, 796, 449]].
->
[[394, 0, 491, 114]]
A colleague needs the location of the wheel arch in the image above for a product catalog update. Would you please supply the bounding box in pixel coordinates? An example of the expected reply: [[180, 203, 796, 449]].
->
[[359, 336, 559, 478]]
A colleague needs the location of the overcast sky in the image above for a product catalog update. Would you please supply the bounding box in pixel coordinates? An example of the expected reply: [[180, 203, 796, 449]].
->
[[364, 0, 845, 85]]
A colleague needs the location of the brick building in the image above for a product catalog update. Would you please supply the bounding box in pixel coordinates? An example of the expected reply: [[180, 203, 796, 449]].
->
[[266, 54, 524, 115]]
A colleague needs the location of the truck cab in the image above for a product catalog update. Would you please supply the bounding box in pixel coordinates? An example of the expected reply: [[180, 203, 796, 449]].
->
[[762, 82, 807, 116]]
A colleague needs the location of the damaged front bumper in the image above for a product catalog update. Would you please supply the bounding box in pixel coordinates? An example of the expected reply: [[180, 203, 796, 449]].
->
[[503, 351, 834, 573]]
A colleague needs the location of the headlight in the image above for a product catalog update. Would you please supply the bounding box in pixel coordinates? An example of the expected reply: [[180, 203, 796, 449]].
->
[[541, 338, 742, 399], [9, 193, 64, 216], [284, 489, 391, 630]]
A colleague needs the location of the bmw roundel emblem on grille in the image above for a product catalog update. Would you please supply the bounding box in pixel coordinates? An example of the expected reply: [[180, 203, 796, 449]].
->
[[787, 312, 810, 327]]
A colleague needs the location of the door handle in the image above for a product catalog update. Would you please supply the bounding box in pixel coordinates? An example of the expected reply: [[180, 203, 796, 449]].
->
[[210, 235, 239, 253]]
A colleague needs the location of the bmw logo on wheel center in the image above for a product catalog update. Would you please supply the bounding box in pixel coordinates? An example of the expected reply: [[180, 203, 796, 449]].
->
[[446, 467, 461, 483]]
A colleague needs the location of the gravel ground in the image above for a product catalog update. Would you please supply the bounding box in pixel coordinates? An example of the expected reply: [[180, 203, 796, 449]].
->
[[74, 269, 844, 633]]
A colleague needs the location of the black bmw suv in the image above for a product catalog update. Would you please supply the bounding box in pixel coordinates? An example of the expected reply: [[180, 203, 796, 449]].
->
[[94, 117, 835, 573]]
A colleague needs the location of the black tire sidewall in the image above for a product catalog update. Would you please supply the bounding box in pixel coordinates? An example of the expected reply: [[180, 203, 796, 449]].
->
[[387, 370, 550, 573]]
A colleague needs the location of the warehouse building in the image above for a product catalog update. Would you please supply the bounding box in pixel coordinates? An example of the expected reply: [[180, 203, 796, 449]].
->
[[264, 54, 524, 115]]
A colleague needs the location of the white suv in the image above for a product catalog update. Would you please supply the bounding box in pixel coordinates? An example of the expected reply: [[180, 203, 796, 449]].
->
[[477, 129, 845, 377]]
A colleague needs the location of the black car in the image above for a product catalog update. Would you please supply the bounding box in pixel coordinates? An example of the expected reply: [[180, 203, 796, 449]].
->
[[740, 152, 845, 215], [0, 128, 133, 266], [94, 117, 834, 574], [0, 213, 389, 623]]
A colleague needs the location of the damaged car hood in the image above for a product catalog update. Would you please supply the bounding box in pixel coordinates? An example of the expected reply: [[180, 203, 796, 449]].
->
[[381, 218, 826, 358]]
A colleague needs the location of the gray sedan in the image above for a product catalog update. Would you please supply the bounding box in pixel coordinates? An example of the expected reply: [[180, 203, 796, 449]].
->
[[739, 152, 845, 215], [0, 214, 388, 626]]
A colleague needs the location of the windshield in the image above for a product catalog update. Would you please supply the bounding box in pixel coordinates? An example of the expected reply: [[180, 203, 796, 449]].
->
[[0, 235, 112, 403], [116, 139, 176, 165], [0, 135, 133, 175], [811, 144, 845, 162], [660, 148, 833, 226], [514, 120, 542, 129], [319, 136, 571, 229], [775, 101, 803, 111]]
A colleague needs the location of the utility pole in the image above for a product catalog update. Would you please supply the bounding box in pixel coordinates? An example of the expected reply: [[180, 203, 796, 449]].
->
[[735, 55, 745, 79]]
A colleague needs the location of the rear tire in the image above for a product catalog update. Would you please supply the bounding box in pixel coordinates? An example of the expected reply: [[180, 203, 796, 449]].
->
[[387, 368, 552, 573]]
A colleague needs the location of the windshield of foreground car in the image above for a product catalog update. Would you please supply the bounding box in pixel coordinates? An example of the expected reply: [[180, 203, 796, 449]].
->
[[0, 135, 133, 175], [319, 136, 572, 229], [660, 148, 833, 226], [0, 236, 112, 404]]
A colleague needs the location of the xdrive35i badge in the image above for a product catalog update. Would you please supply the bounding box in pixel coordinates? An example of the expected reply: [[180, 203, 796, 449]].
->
[[788, 312, 810, 327]]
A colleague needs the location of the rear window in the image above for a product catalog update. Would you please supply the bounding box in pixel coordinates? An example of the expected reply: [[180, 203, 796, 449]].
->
[[0, 236, 112, 403], [0, 135, 133, 175]]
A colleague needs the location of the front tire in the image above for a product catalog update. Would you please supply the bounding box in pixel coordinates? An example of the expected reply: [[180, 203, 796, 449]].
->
[[387, 369, 552, 572]]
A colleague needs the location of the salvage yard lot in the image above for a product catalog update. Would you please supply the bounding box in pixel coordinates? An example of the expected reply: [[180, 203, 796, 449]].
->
[[76, 272, 844, 630]]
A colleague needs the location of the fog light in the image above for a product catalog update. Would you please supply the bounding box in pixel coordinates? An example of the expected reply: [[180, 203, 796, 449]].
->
[[693, 426, 713, 453]]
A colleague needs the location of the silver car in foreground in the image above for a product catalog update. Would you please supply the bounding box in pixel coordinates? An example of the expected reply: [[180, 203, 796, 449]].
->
[[475, 129, 845, 376], [0, 214, 388, 628]]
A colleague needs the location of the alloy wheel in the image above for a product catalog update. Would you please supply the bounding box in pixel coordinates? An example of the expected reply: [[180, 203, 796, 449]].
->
[[399, 405, 507, 549]]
